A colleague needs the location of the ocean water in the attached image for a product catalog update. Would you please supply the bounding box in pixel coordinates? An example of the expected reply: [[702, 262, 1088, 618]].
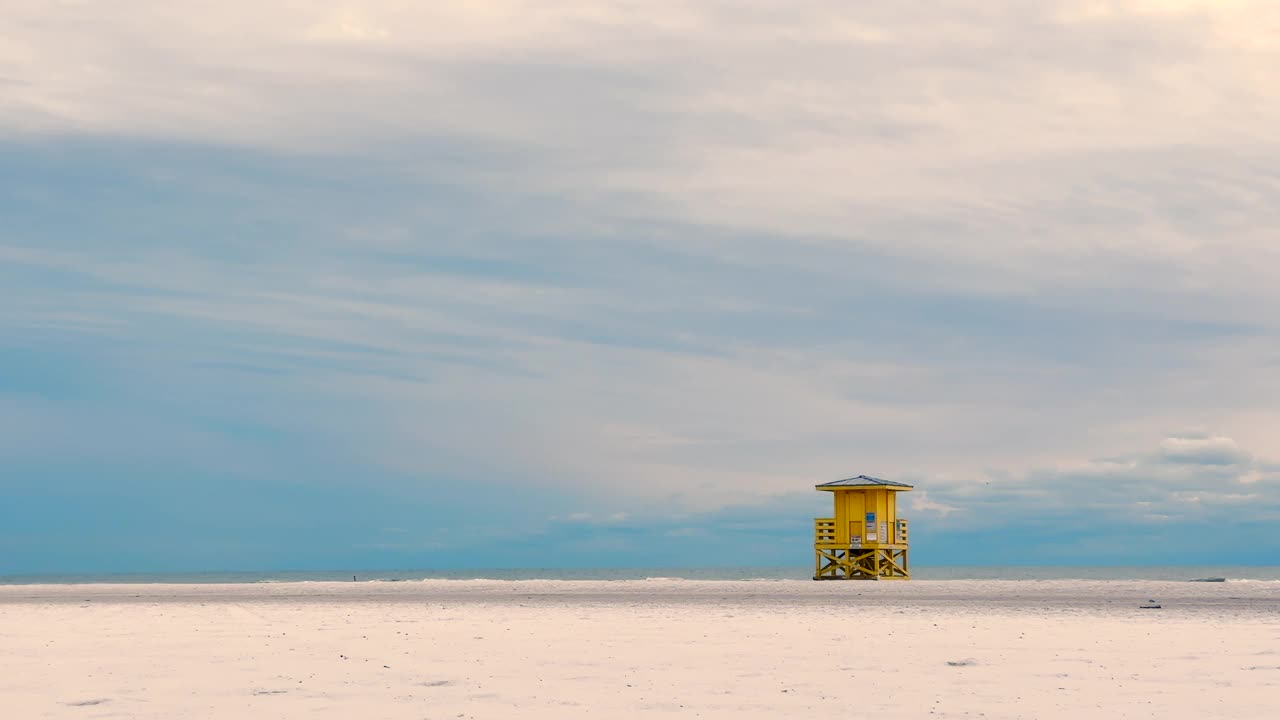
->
[[2, 565, 1278, 585]]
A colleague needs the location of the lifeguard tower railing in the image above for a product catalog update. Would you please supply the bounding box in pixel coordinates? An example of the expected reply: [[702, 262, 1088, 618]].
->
[[814, 517, 909, 546]]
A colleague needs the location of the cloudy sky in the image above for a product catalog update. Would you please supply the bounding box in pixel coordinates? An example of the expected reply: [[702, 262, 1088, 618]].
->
[[3, 1, 1279, 573]]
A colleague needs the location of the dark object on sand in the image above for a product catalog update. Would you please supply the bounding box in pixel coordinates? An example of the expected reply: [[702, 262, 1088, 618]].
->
[[1190, 577, 1226, 582], [1139, 603, 1162, 609]]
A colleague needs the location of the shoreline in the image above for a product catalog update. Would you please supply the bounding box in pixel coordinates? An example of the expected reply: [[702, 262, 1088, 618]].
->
[[3, 578, 1276, 617], [2, 566, 1277, 587]]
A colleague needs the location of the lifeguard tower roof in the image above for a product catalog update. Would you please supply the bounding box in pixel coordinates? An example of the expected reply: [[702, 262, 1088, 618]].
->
[[816, 475, 913, 490]]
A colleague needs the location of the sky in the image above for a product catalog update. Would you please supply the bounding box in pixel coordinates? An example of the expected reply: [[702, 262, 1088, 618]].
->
[[2, 1, 1279, 573]]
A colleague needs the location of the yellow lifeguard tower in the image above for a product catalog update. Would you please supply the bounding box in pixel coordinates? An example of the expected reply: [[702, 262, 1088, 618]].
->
[[813, 475, 912, 580]]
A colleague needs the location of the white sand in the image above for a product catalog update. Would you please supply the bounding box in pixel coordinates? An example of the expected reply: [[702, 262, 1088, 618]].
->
[[2, 579, 1277, 719]]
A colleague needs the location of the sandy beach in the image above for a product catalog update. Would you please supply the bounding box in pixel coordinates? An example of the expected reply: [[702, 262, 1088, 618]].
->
[[2, 579, 1277, 719]]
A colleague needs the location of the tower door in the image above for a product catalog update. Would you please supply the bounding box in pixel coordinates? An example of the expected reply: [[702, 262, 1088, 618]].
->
[[847, 521, 863, 547]]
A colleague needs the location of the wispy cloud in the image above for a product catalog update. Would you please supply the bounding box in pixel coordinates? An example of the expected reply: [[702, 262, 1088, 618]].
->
[[907, 431, 1280, 526]]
